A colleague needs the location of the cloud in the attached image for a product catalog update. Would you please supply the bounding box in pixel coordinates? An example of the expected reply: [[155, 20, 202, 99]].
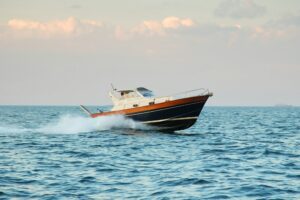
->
[[131, 16, 195, 37], [251, 26, 285, 39], [133, 20, 164, 36], [215, 0, 266, 19], [7, 17, 103, 38], [5, 16, 195, 40], [162, 17, 194, 29], [251, 14, 300, 39], [4, 14, 299, 43]]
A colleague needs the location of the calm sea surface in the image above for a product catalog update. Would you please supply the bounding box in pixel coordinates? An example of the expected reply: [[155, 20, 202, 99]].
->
[[0, 106, 299, 199]]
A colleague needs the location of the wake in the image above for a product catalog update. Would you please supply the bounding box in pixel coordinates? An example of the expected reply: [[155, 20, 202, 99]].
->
[[0, 115, 150, 134]]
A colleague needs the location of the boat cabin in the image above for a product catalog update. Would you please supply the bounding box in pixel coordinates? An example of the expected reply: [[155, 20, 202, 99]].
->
[[109, 87, 172, 111]]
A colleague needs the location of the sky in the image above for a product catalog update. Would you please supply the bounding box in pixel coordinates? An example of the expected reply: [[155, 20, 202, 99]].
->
[[0, 0, 300, 106]]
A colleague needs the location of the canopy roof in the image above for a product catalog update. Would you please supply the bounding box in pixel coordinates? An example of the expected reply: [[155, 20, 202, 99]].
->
[[113, 87, 154, 98], [116, 87, 152, 93]]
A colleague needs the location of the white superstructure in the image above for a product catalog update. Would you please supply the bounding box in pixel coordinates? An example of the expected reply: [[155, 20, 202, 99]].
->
[[109, 87, 173, 111]]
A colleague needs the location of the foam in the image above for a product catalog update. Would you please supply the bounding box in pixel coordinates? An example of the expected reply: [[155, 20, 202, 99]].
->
[[36, 114, 150, 134], [0, 114, 150, 134]]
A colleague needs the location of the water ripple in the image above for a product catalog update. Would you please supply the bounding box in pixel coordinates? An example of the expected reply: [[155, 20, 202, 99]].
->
[[0, 106, 299, 199]]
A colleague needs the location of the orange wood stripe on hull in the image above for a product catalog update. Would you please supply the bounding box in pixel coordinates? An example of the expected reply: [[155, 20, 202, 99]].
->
[[91, 95, 210, 118]]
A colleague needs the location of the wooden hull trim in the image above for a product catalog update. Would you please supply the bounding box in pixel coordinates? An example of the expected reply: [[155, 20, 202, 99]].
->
[[91, 95, 209, 118]]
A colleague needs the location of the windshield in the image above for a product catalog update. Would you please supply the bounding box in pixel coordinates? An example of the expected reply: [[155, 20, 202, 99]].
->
[[136, 87, 154, 97]]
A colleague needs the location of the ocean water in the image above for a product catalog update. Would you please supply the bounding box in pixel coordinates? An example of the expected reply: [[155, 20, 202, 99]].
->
[[0, 106, 299, 199]]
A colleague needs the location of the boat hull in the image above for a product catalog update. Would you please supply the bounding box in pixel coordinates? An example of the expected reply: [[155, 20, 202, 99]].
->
[[126, 101, 205, 131], [91, 95, 210, 131]]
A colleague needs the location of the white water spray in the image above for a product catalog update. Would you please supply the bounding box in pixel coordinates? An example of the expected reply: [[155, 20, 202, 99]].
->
[[0, 115, 151, 134], [37, 114, 150, 134]]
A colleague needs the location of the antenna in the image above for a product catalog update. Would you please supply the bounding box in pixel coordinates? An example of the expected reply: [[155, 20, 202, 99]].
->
[[111, 83, 117, 91]]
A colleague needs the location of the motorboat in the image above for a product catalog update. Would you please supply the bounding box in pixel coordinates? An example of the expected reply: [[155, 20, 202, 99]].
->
[[80, 87, 212, 131]]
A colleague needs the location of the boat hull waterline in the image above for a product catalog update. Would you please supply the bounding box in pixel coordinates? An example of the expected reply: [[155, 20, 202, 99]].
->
[[90, 95, 210, 131]]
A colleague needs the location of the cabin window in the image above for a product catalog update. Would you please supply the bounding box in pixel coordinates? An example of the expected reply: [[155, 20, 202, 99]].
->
[[143, 92, 154, 97], [133, 104, 138, 107], [149, 102, 154, 105]]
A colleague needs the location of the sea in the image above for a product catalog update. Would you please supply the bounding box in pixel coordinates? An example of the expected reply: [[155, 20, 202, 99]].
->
[[0, 106, 299, 199]]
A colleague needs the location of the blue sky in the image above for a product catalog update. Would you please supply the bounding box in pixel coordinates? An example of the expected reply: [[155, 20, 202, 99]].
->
[[0, 0, 299, 105]]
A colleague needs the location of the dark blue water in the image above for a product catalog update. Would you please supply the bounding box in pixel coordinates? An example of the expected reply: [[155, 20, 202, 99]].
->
[[0, 106, 299, 199]]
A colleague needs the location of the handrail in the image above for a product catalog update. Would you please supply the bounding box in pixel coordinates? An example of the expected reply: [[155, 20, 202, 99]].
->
[[168, 88, 207, 96], [164, 88, 212, 100]]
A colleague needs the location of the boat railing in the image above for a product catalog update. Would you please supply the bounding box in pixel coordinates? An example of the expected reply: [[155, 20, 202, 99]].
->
[[165, 88, 213, 100]]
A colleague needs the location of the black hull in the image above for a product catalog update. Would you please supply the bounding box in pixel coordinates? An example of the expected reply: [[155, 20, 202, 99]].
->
[[125, 101, 206, 131]]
